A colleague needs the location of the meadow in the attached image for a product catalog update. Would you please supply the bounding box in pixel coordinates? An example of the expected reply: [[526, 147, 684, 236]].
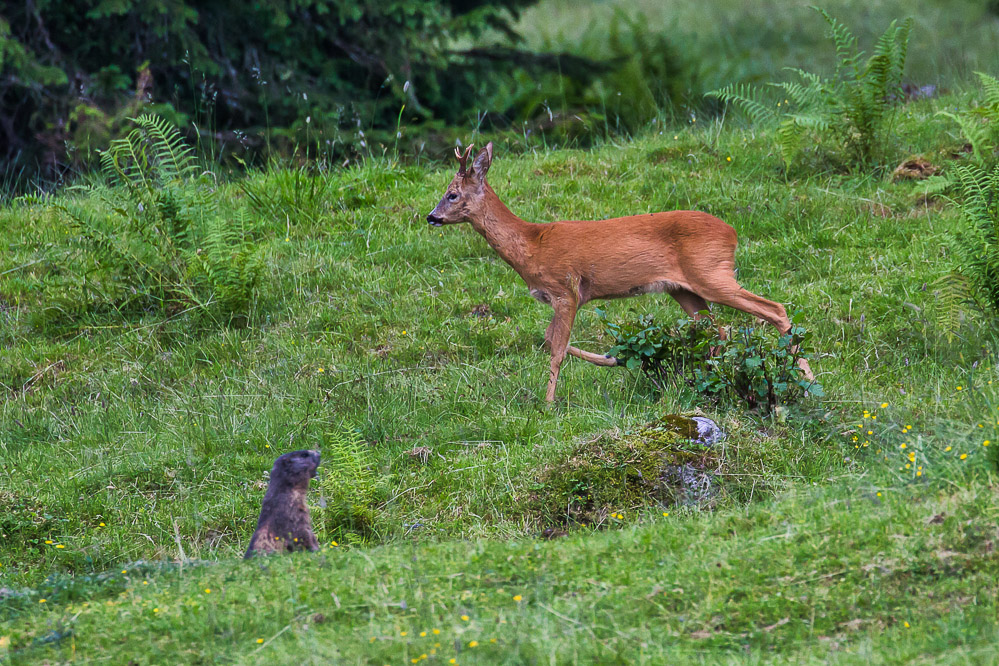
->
[[3, 3, 999, 660]]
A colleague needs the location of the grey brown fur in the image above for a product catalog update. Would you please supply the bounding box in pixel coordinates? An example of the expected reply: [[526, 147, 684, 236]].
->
[[244, 449, 321, 558]]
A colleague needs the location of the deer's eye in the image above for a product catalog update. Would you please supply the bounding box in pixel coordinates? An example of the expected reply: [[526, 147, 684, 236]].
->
[[447, 192, 459, 202]]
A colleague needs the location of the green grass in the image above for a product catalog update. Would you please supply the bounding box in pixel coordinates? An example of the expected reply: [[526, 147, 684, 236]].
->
[[2, 91, 999, 662]]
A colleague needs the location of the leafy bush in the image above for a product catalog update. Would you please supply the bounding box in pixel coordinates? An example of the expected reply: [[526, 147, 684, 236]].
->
[[707, 8, 911, 170], [50, 114, 261, 324], [602, 311, 821, 412], [936, 163, 999, 333]]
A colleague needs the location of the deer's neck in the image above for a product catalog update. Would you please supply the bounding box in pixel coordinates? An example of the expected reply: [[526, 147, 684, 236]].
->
[[469, 187, 537, 276]]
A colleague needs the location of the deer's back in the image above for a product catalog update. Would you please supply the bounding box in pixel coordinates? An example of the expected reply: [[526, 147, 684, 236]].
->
[[527, 210, 738, 302]]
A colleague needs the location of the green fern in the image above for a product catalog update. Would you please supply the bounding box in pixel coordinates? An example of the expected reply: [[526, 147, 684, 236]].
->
[[317, 425, 382, 537], [54, 114, 260, 322], [939, 163, 999, 334], [934, 72, 999, 194], [708, 9, 910, 170], [934, 272, 972, 340], [706, 83, 777, 126], [132, 114, 196, 183], [976, 71, 999, 109]]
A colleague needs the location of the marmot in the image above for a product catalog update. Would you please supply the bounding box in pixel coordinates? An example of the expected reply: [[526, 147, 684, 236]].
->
[[244, 449, 321, 558]]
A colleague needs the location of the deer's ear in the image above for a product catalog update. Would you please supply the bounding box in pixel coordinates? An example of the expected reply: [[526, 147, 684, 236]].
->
[[471, 142, 493, 180]]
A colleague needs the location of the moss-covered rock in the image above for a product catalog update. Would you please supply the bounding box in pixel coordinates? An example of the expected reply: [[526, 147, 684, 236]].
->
[[532, 416, 722, 527]]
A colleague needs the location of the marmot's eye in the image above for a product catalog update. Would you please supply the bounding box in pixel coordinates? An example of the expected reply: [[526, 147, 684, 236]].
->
[[447, 192, 459, 202]]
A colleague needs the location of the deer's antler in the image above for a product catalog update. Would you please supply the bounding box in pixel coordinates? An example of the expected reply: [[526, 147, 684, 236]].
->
[[455, 144, 474, 175]]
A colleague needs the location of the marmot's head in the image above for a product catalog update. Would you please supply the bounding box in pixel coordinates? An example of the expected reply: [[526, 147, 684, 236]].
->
[[270, 449, 321, 488]]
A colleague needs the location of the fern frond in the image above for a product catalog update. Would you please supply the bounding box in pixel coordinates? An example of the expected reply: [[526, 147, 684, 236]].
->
[[706, 83, 776, 125], [776, 118, 803, 170], [815, 7, 860, 79], [938, 111, 991, 163], [948, 163, 999, 315], [976, 71, 999, 109], [133, 113, 196, 183], [786, 113, 831, 132], [320, 424, 377, 513], [921, 173, 956, 197], [102, 131, 153, 194], [934, 271, 972, 339], [771, 69, 832, 111]]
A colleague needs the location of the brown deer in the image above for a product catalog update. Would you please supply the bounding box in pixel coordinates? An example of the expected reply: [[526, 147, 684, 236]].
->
[[427, 142, 814, 402]]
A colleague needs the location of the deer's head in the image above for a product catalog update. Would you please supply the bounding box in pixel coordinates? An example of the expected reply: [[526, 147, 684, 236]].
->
[[427, 142, 493, 227]]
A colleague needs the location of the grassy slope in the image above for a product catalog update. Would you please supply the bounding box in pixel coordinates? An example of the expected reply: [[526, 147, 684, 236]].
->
[[2, 95, 999, 662]]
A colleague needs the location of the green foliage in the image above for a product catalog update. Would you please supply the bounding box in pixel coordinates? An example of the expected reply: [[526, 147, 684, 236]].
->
[[603, 311, 821, 412], [925, 72, 999, 197], [0, 0, 543, 183], [528, 9, 693, 135], [51, 114, 261, 324], [937, 163, 999, 333], [317, 425, 384, 540], [707, 8, 911, 170]]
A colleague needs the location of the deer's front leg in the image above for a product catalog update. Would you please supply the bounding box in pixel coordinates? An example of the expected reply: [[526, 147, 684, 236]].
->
[[543, 299, 577, 402]]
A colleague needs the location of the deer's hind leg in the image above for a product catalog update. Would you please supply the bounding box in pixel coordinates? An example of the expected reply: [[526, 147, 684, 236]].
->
[[691, 279, 814, 381], [669, 288, 710, 319], [567, 346, 618, 366]]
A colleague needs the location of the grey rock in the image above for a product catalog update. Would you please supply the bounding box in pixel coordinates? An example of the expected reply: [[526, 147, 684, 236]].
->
[[690, 416, 724, 446]]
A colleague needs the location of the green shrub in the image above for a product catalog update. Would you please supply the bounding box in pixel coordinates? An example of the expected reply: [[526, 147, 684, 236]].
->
[[602, 310, 821, 412], [49, 114, 261, 325], [707, 8, 911, 170]]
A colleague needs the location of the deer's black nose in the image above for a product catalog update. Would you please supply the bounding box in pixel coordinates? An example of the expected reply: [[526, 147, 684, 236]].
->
[[427, 214, 443, 227]]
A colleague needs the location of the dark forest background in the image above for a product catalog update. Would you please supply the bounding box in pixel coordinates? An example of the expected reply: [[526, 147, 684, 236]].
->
[[2, 0, 998, 189]]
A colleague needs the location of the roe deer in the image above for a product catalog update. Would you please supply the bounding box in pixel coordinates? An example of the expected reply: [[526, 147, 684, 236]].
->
[[427, 142, 814, 402]]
